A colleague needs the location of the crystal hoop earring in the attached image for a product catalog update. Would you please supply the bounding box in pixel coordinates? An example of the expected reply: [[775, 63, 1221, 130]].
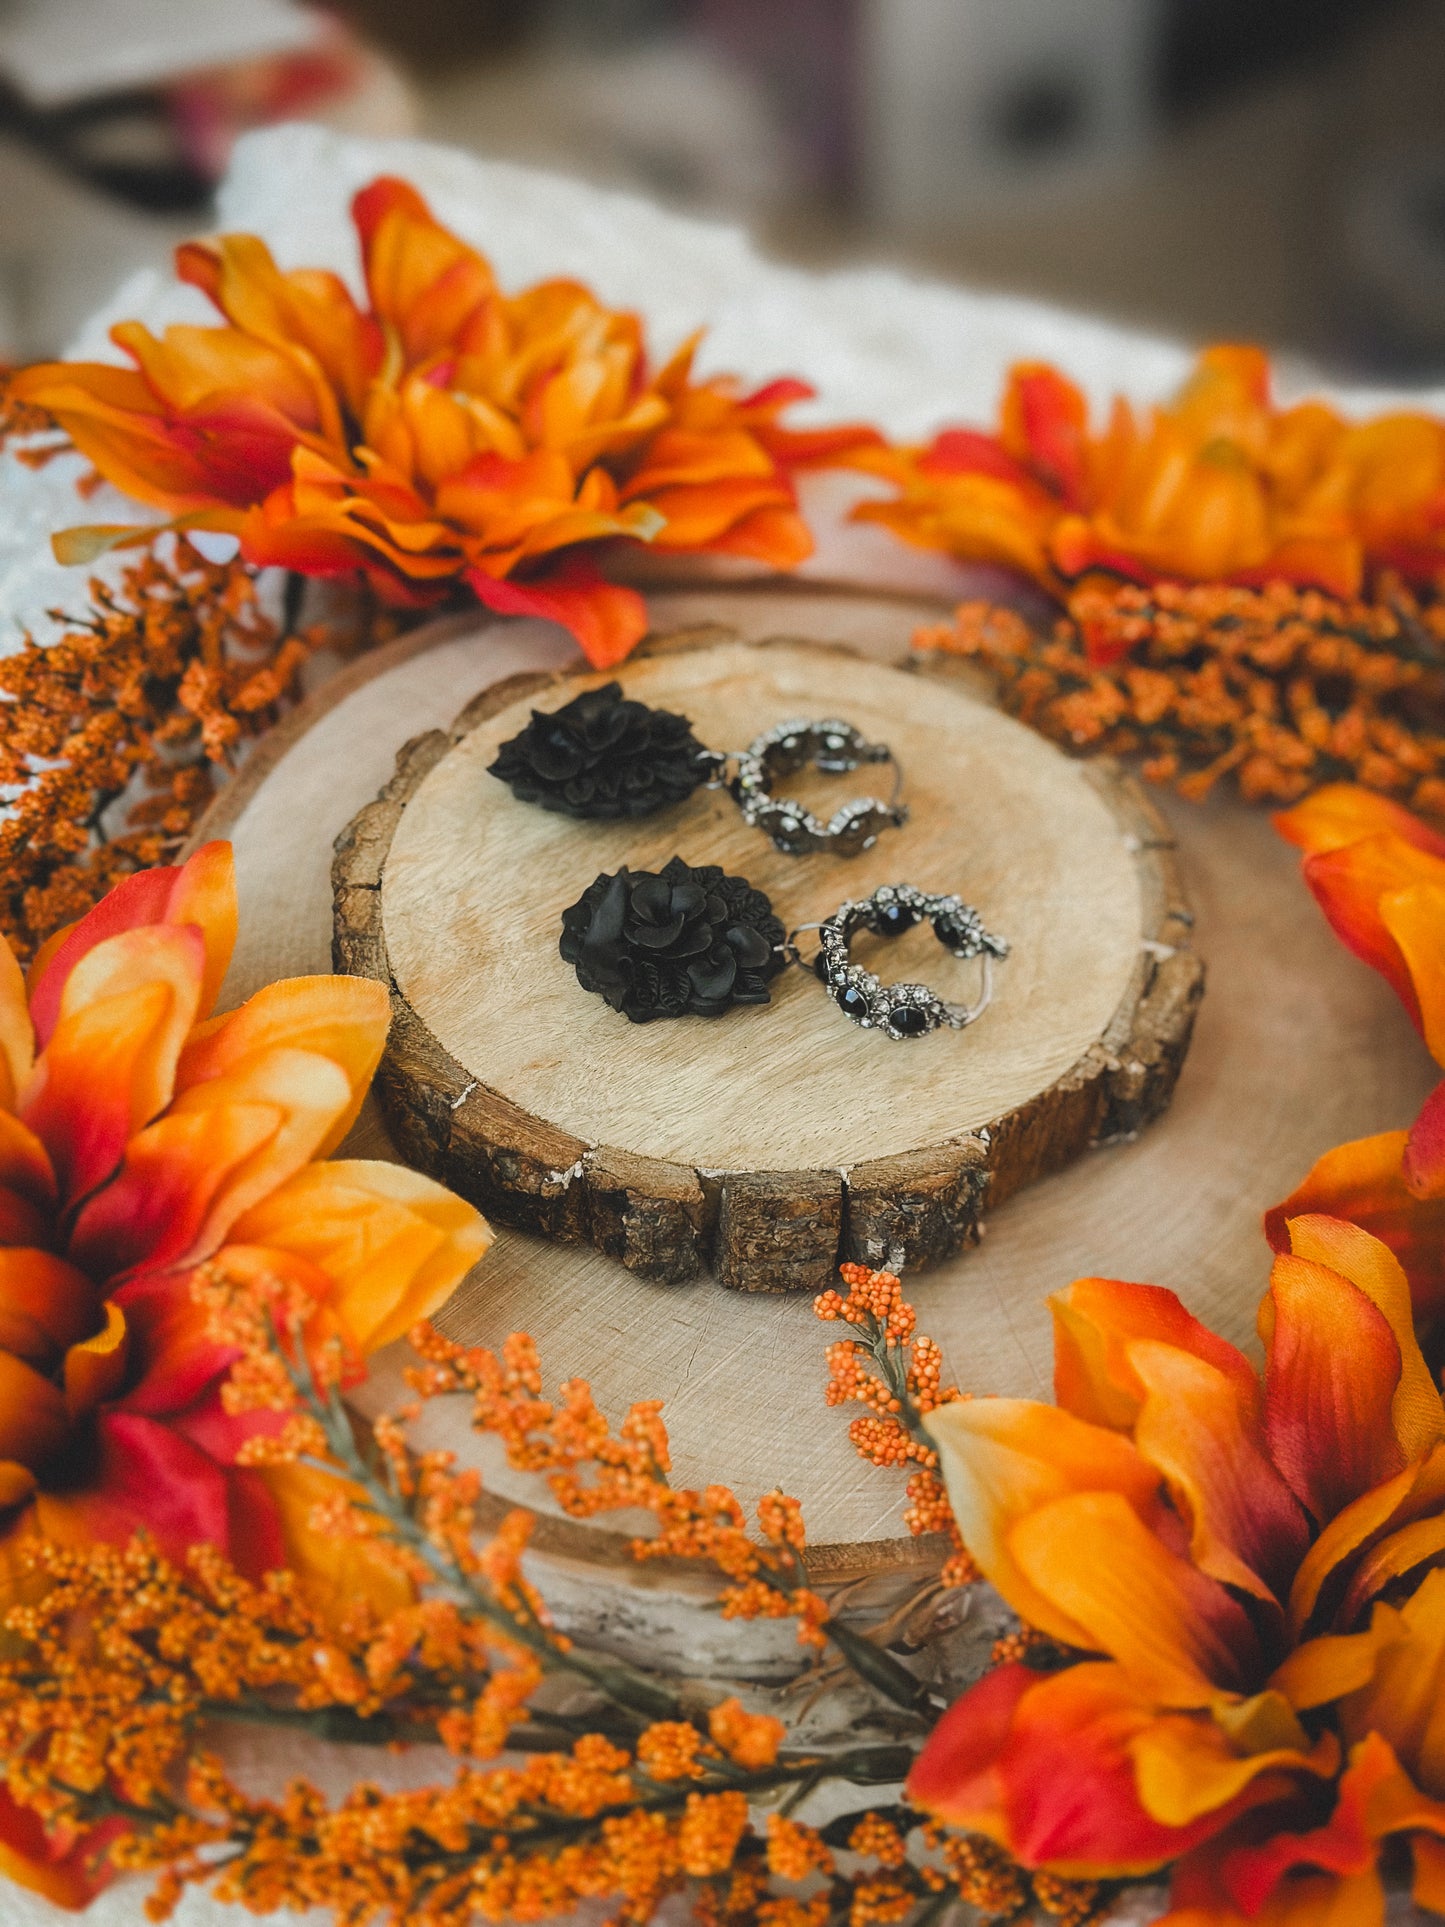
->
[[723, 717, 907, 857], [789, 883, 1008, 1039]]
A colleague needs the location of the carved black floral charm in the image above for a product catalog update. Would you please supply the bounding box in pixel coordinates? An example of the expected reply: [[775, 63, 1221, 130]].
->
[[559, 856, 785, 1022], [489, 683, 716, 820]]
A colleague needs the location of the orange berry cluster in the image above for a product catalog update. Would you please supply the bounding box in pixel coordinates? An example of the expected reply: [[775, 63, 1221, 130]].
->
[[0, 534, 359, 961], [918, 578, 1445, 815], [407, 1322, 832, 1646], [815, 1266, 976, 1584], [1032, 1868, 1107, 1924]]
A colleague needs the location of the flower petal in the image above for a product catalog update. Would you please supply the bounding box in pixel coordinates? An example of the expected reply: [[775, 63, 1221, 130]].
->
[[62, 1301, 130, 1421], [1262, 1252, 1406, 1524], [1265, 1132, 1445, 1318], [1283, 1215, 1444, 1462], [32, 1409, 279, 1574], [107, 1269, 235, 1418], [925, 1396, 1171, 1650], [0, 935, 33, 1114], [1127, 1337, 1308, 1605], [1214, 1733, 1396, 1919], [1382, 885, 1445, 1069], [1405, 1080, 1445, 1202], [1274, 786, 1445, 861], [1414, 1834, 1445, 1914], [163, 842, 238, 1022], [1001, 362, 1090, 503], [261, 1460, 413, 1620], [0, 1248, 101, 1365], [0, 1110, 55, 1211], [26, 844, 234, 1050], [1339, 1512, 1445, 1626], [21, 925, 205, 1207], [1132, 1700, 1335, 1829], [1339, 1568, 1445, 1792], [1009, 1490, 1261, 1703], [0, 1350, 69, 1468], [1270, 1629, 1381, 1715], [175, 973, 389, 1158], [903, 1657, 1034, 1838], [0, 1463, 35, 1508], [1288, 1444, 1445, 1636], [465, 559, 649, 671], [79, 1048, 352, 1275], [909, 1662, 1287, 1878], [0, 1783, 117, 1909], [353, 176, 496, 364], [226, 1158, 492, 1354], [1293, 834, 1445, 1037], [67, 1102, 284, 1280], [1052, 1276, 1261, 1431], [1163, 1865, 1386, 1927]]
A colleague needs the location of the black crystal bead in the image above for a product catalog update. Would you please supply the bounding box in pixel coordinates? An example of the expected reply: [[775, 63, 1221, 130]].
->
[[560, 855, 784, 1023], [876, 901, 917, 937], [885, 1003, 930, 1037], [490, 683, 714, 821], [814, 952, 831, 983], [834, 984, 871, 1020]]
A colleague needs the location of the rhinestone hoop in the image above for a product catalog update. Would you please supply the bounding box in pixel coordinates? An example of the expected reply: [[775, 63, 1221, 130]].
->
[[794, 884, 1009, 1039], [726, 719, 907, 857]]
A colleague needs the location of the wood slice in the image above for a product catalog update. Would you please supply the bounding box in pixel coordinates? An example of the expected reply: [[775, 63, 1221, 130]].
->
[[331, 631, 1201, 1293], [192, 581, 1439, 1620]]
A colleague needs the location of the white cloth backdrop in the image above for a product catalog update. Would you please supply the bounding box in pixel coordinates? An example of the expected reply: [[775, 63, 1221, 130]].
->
[[2, 124, 1438, 1924]]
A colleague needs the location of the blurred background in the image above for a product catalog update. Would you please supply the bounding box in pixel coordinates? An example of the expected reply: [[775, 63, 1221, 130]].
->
[[0, 0, 1441, 377]]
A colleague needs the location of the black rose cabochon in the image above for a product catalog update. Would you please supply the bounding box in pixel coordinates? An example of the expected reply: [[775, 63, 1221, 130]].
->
[[559, 856, 784, 1022], [490, 683, 716, 821]]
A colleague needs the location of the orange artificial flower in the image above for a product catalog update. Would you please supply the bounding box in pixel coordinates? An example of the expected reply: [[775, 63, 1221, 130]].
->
[[12, 178, 880, 669], [858, 348, 1445, 647], [1270, 784, 1445, 1314], [909, 1221, 1445, 1922], [0, 838, 490, 1573]]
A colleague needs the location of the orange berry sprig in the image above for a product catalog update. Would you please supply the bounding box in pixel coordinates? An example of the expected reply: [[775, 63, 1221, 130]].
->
[[815, 1265, 979, 1589], [198, 1255, 685, 1726], [918, 578, 1445, 815], [0, 535, 359, 962], [405, 1322, 940, 1713]]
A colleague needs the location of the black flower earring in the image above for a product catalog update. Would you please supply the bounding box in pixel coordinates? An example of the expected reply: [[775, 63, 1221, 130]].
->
[[490, 681, 907, 857], [560, 856, 786, 1023], [787, 884, 1009, 1039]]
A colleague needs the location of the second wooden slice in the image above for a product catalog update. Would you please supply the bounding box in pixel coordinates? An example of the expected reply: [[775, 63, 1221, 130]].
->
[[333, 631, 1201, 1291]]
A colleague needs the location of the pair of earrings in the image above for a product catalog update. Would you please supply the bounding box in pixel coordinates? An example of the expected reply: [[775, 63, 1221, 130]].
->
[[490, 680, 1007, 1039]]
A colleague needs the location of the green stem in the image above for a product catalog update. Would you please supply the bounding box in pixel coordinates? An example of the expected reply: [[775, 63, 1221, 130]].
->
[[401, 1743, 916, 1861]]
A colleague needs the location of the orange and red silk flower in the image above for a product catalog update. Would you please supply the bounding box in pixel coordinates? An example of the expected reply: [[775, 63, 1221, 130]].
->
[[0, 838, 491, 1593], [855, 347, 1445, 648], [908, 1227, 1445, 1923], [1269, 783, 1445, 1313], [12, 177, 881, 669]]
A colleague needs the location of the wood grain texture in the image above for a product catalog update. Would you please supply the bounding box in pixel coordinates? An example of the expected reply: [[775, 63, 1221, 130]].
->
[[334, 632, 1201, 1291]]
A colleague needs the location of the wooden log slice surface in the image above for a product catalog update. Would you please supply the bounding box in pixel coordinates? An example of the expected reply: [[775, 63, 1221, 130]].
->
[[332, 633, 1201, 1293], [192, 582, 1439, 1638]]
